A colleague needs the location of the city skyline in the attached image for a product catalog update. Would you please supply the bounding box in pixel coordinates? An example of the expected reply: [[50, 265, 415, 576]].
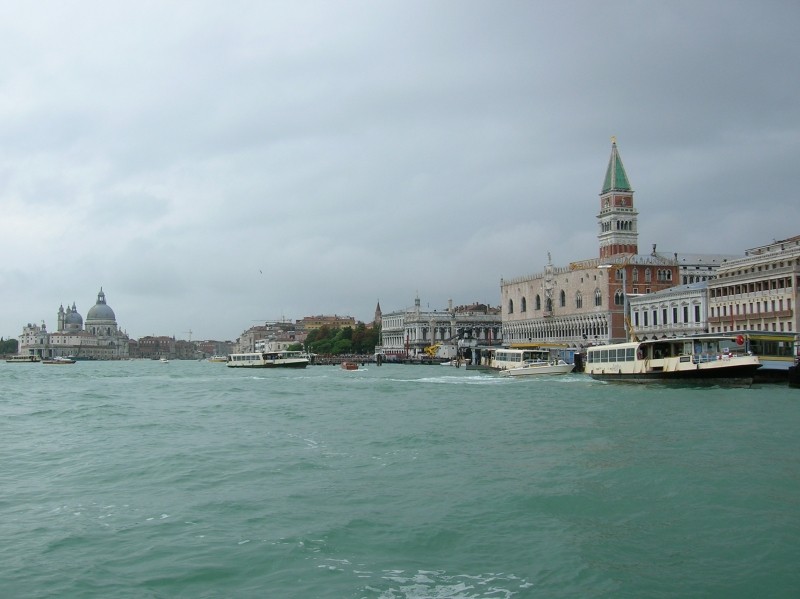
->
[[2, 1, 799, 340]]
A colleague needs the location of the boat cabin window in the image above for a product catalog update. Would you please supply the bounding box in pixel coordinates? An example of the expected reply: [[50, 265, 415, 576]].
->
[[749, 337, 795, 357], [586, 347, 637, 363], [651, 342, 674, 359]]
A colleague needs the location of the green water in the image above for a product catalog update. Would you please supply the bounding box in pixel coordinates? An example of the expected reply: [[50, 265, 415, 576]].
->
[[1, 361, 799, 598]]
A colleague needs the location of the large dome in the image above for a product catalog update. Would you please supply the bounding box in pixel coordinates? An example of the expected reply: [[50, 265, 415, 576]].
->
[[86, 288, 116, 322]]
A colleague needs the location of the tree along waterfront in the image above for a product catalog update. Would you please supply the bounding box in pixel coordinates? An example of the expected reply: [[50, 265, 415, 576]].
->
[[0, 337, 19, 356], [292, 323, 380, 357]]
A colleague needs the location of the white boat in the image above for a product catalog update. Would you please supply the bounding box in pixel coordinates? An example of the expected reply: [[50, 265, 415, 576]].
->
[[5, 355, 41, 363], [42, 356, 76, 365], [160, 357, 169, 363], [207, 355, 228, 363], [492, 348, 574, 377], [227, 350, 309, 369], [583, 334, 761, 385], [440, 359, 463, 367]]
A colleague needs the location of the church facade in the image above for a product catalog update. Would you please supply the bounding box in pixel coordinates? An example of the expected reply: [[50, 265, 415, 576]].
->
[[500, 140, 680, 347], [18, 288, 131, 360]]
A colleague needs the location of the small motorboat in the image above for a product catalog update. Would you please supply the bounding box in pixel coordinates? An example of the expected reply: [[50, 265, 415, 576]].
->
[[42, 357, 76, 365]]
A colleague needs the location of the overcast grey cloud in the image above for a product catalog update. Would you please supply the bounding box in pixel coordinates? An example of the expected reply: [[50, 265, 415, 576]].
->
[[1, 0, 798, 341]]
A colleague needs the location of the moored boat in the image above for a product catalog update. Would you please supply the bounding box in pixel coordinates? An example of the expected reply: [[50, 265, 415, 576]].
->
[[789, 361, 800, 389], [499, 358, 575, 377], [584, 335, 761, 385], [227, 350, 309, 369], [492, 348, 574, 377]]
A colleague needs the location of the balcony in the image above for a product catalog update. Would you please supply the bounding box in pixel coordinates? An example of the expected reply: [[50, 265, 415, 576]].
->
[[708, 309, 793, 324]]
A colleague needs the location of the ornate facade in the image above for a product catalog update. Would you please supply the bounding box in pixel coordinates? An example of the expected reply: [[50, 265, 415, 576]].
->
[[707, 235, 800, 334], [628, 281, 708, 339], [376, 296, 502, 358]]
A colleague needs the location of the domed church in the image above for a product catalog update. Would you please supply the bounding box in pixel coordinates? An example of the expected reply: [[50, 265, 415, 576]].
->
[[19, 288, 130, 360], [85, 288, 120, 337]]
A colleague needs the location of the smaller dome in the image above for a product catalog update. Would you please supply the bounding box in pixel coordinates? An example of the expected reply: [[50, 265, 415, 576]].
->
[[65, 303, 83, 326]]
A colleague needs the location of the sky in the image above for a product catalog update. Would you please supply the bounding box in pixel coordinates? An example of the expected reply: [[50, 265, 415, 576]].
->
[[2, 1, 799, 341]]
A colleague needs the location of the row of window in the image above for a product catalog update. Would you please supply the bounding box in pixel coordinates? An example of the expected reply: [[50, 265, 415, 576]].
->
[[509, 289, 603, 314], [587, 347, 637, 363], [711, 322, 793, 333], [503, 319, 610, 342], [717, 259, 800, 278], [600, 220, 635, 232], [621, 267, 672, 283], [506, 266, 681, 314], [633, 305, 702, 327], [711, 276, 795, 297], [230, 354, 262, 361], [712, 298, 793, 317]]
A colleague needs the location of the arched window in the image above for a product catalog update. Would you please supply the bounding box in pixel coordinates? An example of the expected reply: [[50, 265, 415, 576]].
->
[[508, 299, 514, 314], [535, 295, 541, 310], [545, 297, 553, 312], [576, 292, 583, 309], [559, 290, 566, 307], [645, 268, 652, 283], [594, 288, 602, 307], [521, 297, 527, 312], [614, 290, 624, 305]]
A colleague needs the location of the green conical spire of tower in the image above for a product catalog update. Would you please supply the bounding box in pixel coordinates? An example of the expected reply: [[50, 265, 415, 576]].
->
[[602, 137, 632, 193]]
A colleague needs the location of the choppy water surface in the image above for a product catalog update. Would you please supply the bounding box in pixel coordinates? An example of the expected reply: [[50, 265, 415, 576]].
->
[[2, 361, 799, 598]]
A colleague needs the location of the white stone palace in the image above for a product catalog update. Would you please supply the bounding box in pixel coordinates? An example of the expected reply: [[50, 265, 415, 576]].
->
[[376, 296, 502, 360], [18, 288, 131, 360]]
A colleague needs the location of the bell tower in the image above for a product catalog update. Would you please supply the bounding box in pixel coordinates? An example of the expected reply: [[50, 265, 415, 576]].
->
[[597, 137, 638, 259]]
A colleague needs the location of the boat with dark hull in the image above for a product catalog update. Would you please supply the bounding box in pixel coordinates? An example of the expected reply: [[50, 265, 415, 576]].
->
[[227, 351, 309, 369], [584, 335, 761, 386], [5, 355, 41, 363], [789, 361, 800, 389]]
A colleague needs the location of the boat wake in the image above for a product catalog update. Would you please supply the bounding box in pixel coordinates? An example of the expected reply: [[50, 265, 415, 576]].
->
[[320, 563, 531, 598], [391, 375, 504, 385]]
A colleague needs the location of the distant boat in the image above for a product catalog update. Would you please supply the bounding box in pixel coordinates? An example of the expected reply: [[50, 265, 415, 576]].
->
[[160, 357, 169, 364], [341, 361, 359, 370], [227, 351, 309, 369], [207, 355, 228, 363], [5, 355, 41, 363], [42, 356, 76, 365]]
